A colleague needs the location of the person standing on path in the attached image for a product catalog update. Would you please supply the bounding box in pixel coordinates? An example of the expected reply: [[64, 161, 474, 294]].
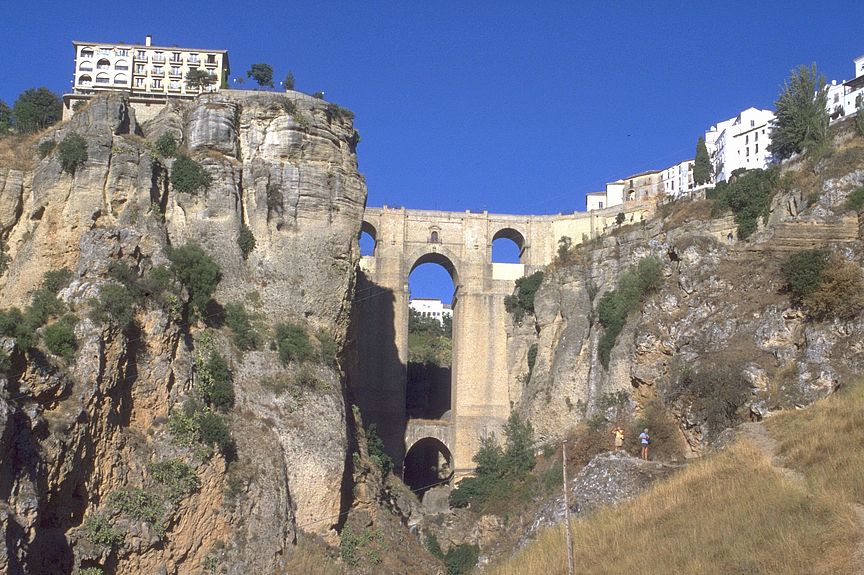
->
[[613, 427, 625, 452], [639, 428, 650, 460]]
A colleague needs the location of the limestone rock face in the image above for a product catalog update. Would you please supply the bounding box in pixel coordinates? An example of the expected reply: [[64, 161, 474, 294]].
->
[[0, 91, 365, 574], [512, 184, 864, 453]]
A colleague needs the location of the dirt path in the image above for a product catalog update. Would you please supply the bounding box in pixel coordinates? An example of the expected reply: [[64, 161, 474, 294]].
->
[[739, 421, 864, 574]]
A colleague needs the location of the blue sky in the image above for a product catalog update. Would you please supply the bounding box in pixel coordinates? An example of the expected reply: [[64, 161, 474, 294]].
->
[[2, 1, 863, 302]]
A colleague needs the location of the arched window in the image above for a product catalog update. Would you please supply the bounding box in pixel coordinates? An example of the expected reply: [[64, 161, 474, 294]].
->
[[95, 73, 110, 84], [114, 59, 129, 71], [403, 437, 453, 495], [429, 230, 440, 243], [96, 58, 110, 70], [80, 47, 94, 58], [78, 61, 93, 72], [78, 75, 93, 86], [113, 73, 128, 85]]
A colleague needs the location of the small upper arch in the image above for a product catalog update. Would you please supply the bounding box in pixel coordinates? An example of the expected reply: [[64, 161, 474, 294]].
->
[[491, 227, 526, 263]]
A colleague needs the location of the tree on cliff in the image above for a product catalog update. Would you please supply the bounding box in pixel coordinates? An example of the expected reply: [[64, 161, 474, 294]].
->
[[769, 64, 829, 160], [694, 136, 711, 185], [185, 69, 215, 93], [283, 71, 295, 91], [12, 88, 61, 134], [247, 64, 274, 89], [0, 100, 11, 135]]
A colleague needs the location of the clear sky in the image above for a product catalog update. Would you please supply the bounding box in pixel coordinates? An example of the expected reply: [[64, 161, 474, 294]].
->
[[2, 1, 863, 302]]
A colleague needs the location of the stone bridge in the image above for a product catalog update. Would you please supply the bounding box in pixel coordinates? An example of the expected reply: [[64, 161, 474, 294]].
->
[[348, 202, 654, 487]]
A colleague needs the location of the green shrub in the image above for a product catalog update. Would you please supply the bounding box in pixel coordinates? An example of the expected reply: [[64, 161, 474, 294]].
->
[[615, 212, 626, 226], [426, 534, 444, 559], [237, 224, 256, 260], [845, 186, 864, 213], [504, 271, 544, 323], [526, 344, 538, 374], [90, 283, 135, 326], [109, 487, 164, 532], [266, 184, 283, 214], [170, 155, 212, 194], [449, 413, 534, 510], [445, 543, 480, 575], [58, 132, 88, 175], [597, 257, 663, 368], [0, 349, 10, 375], [340, 527, 383, 567], [0, 307, 38, 350], [147, 459, 200, 502], [154, 132, 178, 158], [365, 424, 392, 476], [26, 287, 65, 327], [316, 330, 338, 365], [43, 315, 77, 361], [83, 514, 122, 548], [224, 302, 259, 351], [38, 139, 55, 158], [679, 363, 751, 439], [166, 243, 222, 316], [324, 103, 354, 122], [197, 350, 234, 411], [275, 322, 314, 364], [168, 399, 234, 458], [80, 568, 103, 575], [708, 169, 777, 239], [42, 268, 72, 293], [557, 236, 572, 260], [781, 249, 828, 303]]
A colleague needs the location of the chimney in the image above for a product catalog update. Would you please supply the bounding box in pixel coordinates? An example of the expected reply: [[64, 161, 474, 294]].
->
[[145, 35, 152, 47]]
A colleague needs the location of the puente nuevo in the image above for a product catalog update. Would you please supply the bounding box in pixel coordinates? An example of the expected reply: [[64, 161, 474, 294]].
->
[[349, 201, 655, 487]]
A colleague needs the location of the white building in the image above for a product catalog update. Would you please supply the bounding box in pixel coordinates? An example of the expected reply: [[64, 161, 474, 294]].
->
[[63, 35, 230, 120], [660, 159, 695, 199], [705, 107, 774, 183], [409, 298, 453, 325], [826, 54, 864, 122]]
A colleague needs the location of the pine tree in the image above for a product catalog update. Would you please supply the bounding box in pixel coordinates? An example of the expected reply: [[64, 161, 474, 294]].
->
[[694, 136, 712, 185], [768, 64, 828, 160]]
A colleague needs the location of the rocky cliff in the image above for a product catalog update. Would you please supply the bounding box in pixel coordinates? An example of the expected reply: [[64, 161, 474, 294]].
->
[[511, 125, 864, 453], [0, 91, 366, 574]]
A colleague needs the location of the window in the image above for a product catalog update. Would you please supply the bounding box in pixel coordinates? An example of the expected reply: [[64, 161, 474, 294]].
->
[[114, 73, 128, 84], [169, 80, 180, 90], [207, 54, 216, 64], [170, 67, 181, 76], [430, 231, 440, 243], [116, 48, 129, 56], [599, 201, 604, 209], [746, 147, 750, 156], [153, 52, 165, 62], [134, 77, 144, 87], [135, 64, 145, 74], [172, 52, 181, 62], [79, 61, 93, 71], [835, 94, 840, 103], [97, 48, 111, 56], [152, 79, 162, 88], [745, 134, 748, 144], [755, 132, 758, 142], [154, 66, 163, 75], [80, 48, 94, 58], [115, 59, 129, 70], [136, 50, 146, 59], [750, 120, 755, 127], [755, 144, 759, 153], [96, 59, 110, 70], [95, 73, 110, 84], [78, 74, 93, 86], [189, 53, 199, 64]]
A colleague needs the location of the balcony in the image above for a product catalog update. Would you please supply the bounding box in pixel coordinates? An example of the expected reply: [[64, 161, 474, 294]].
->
[[152, 56, 166, 63]]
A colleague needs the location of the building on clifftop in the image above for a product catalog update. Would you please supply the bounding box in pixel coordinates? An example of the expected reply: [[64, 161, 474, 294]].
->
[[63, 34, 230, 121]]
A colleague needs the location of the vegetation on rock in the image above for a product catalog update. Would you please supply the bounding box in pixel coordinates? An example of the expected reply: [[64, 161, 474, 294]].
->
[[170, 155, 212, 194], [782, 249, 864, 320], [147, 459, 200, 502], [708, 168, 777, 239], [237, 224, 256, 260], [42, 314, 78, 361], [693, 136, 711, 185], [154, 132, 178, 158], [274, 321, 314, 364], [57, 132, 88, 175], [224, 302, 260, 351], [504, 271, 544, 323], [597, 257, 663, 368], [166, 243, 222, 317], [246, 63, 274, 88], [83, 514, 122, 548]]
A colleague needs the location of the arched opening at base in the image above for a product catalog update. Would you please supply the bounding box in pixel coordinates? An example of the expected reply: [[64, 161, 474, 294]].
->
[[403, 438, 453, 496]]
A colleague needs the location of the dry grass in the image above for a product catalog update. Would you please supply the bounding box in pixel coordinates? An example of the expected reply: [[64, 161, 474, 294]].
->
[[661, 198, 715, 231], [0, 132, 41, 171], [489, 439, 859, 575], [768, 381, 864, 504], [279, 535, 342, 575]]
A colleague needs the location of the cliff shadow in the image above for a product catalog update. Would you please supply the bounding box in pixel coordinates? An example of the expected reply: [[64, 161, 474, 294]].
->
[[345, 270, 406, 472]]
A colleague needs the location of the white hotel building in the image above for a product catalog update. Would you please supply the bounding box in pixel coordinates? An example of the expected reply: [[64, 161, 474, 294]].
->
[[409, 299, 453, 325], [63, 35, 229, 121]]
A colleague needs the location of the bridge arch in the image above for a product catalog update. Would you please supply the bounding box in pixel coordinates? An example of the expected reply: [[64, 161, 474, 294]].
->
[[359, 220, 378, 257], [403, 436, 454, 494], [406, 246, 460, 287], [491, 226, 526, 263]]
